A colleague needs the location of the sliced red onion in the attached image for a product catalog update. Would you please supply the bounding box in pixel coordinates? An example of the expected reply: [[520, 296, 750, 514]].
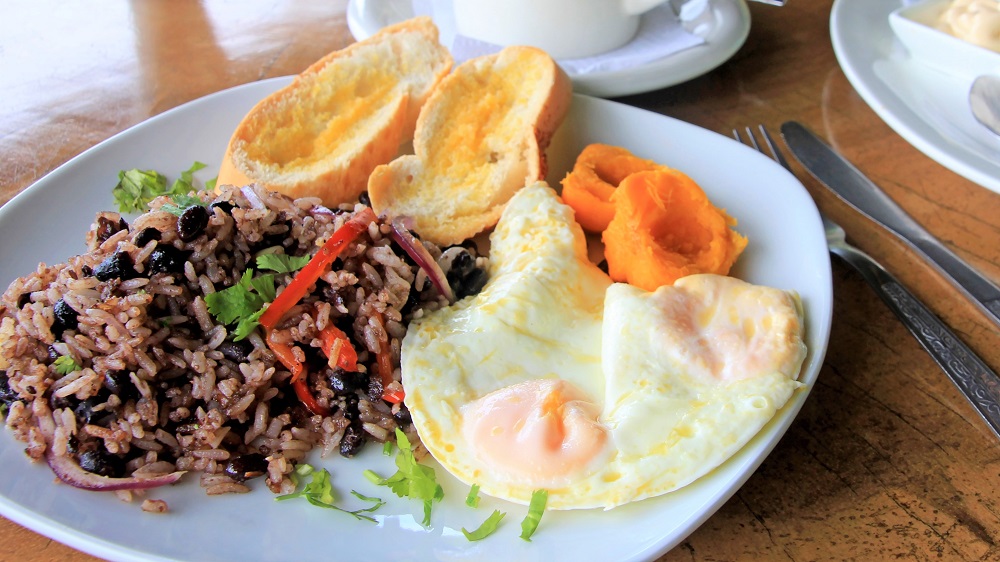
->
[[240, 185, 267, 210], [388, 217, 455, 304], [46, 450, 186, 492]]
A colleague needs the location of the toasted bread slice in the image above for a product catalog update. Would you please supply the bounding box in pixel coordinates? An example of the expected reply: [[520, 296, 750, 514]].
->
[[216, 17, 452, 205], [367, 46, 572, 246]]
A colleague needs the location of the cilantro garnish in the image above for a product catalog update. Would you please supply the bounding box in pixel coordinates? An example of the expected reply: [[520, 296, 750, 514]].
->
[[519, 489, 548, 541], [204, 270, 276, 340], [113, 169, 168, 214], [462, 509, 506, 541], [256, 253, 311, 274], [276, 463, 385, 523], [368, 428, 444, 526], [465, 484, 481, 508], [53, 355, 82, 375], [112, 161, 213, 214], [203, 252, 311, 340]]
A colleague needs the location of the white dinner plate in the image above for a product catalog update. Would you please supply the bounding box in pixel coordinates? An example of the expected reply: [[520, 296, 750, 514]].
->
[[345, 0, 750, 97], [0, 77, 832, 562], [830, 0, 1000, 194]]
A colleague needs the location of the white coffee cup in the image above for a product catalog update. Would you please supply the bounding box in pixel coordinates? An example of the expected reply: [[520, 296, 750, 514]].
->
[[453, 0, 673, 60]]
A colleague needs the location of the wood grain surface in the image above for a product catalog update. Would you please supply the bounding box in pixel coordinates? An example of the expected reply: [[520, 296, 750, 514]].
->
[[1, 1, 998, 560]]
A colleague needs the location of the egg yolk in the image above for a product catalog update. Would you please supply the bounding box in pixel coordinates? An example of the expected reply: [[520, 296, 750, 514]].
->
[[461, 379, 608, 487]]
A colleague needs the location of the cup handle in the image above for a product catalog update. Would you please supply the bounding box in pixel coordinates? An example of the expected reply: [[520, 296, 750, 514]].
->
[[621, 0, 670, 15]]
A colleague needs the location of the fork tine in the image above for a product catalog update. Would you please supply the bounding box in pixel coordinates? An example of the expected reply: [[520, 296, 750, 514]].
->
[[733, 125, 793, 173], [756, 125, 792, 172]]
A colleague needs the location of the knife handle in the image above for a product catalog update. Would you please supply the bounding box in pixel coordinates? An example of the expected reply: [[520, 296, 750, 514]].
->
[[908, 235, 1000, 329], [830, 242, 1000, 439]]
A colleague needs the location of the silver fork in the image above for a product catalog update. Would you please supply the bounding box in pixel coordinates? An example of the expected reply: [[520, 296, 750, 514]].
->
[[735, 124, 1000, 441]]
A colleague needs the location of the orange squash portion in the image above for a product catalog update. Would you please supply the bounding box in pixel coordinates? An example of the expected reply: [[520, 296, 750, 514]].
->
[[603, 169, 748, 291], [560, 144, 664, 233]]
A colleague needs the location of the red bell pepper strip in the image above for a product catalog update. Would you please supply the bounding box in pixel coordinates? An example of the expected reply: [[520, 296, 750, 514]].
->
[[266, 331, 304, 382], [267, 330, 331, 416], [319, 325, 358, 371], [259, 207, 376, 330], [292, 376, 331, 417], [372, 310, 404, 404]]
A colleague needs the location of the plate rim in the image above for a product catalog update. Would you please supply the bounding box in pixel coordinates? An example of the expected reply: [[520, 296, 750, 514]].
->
[[830, 0, 1000, 194], [345, 0, 751, 97], [0, 78, 832, 562]]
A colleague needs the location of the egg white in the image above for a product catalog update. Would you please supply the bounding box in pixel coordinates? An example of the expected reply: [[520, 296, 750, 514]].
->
[[401, 182, 807, 510]]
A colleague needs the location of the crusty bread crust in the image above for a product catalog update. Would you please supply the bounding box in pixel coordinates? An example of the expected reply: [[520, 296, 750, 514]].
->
[[216, 17, 452, 206], [368, 46, 572, 246]]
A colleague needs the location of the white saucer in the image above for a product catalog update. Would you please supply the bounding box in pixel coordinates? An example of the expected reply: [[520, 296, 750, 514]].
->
[[831, 0, 1000, 194], [346, 0, 750, 98]]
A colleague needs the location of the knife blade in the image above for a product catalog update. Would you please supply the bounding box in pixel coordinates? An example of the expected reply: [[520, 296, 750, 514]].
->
[[781, 120, 1000, 332]]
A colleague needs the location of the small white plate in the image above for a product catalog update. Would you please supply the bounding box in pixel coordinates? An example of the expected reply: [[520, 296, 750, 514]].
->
[[889, 0, 1000, 81], [346, 0, 750, 97], [0, 78, 831, 562], [831, 0, 1000, 194]]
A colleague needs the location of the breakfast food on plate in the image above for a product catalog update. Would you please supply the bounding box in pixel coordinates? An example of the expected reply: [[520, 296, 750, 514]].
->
[[402, 183, 807, 510], [603, 168, 748, 291], [368, 46, 572, 246], [561, 144, 747, 291], [937, 0, 1000, 53], [560, 143, 665, 233], [0, 183, 487, 499], [216, 17, 452, 206]]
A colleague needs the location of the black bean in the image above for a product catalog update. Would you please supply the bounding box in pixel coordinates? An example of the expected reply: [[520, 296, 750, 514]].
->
[[358, 191, 372, 207], [217, 340, 253, 363], [393, 403, 412, 426], [445, 249, 476, 286], [223, 453, 268, 482], [0, 372, 20, 407], [93, 252, 136, 282], [328, 368, 365, 394], [367, 374, 383, 403], [339, 423, 366, 458], [81, 265, 93, 277], [148, 245, 191, 274], [72, 399, 98, 425], [341, 394, 360, 422], [455, 267, 488, 299], [209, 200, 235, 215], [51, 298, 79, 338], [96, 215, 128, 243], [133, 227, 161, 247], [103, 370, 137, 402], [77, 449, 126, 478], [176, 205, 209, 242]]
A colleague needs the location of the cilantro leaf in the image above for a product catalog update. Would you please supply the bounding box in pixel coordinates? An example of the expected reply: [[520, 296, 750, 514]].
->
[[112, 162, 211, 214], [256, 253, 311, 274], [53, 355, 81, 375], [371, 428, 445, 527], [113, 169, 168, 214], [160, 193, 208, 216], [462, 509, 506, 541], [276, 465, 384, 523], [204, 270, 276, 340], [519, 489, 548, 541], [465, 484, 481, 508], [167, 161, 207, 198]]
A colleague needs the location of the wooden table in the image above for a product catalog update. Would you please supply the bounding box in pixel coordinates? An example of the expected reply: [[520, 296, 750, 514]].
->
[[2, 1, 999, 560]]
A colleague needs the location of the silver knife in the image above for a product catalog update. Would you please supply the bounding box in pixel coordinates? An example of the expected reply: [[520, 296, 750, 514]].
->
[[781, 121, 1000, 332], [824, 216, 1000, 440], [749, 124, 1000, 439]]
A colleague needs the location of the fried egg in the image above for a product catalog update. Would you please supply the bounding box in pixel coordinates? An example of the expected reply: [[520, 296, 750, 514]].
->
[[401, 182, 807, 510]]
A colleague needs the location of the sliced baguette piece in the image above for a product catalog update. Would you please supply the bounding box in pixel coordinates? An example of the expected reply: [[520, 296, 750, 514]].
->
[[368, 46, 572, 246], [216, 17, 452, 205]]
